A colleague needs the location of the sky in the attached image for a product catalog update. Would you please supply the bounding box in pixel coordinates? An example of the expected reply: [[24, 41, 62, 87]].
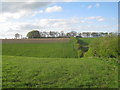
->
[[0, 1, 118, 39]]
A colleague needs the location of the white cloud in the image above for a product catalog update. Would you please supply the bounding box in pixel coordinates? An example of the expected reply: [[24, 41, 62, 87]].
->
[[32, 5, 63, 16], [95, 3, 100, 8], [0, 18, 87, 38], [1, 9, 40, 21], [45, 6, 62, 13], [2, 2, 51, 13], [88, 5, 93, 9], [1, 2, 52, 21], [31, 10, 44, 16], [87, 3, 100, 9], [97, 18, 105, 22], [3, 10, 28, 19], [1, 2, 62, 21], [0, 15, 7, 22], [86, 16, 105, 22], [0, 17, 117, 39]]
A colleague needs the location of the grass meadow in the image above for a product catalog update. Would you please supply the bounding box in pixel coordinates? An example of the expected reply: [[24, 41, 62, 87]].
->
[[78, 38, 96, 46], [2, 37, 119, 88], [2, 56, 118, 88], [2, 42, 77, 58]]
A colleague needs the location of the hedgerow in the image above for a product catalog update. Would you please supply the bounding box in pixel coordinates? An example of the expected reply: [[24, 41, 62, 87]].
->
[[85, 35, 119, 58]]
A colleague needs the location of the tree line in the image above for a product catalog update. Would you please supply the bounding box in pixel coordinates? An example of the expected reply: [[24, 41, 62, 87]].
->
[[15, 30, 119, 39]]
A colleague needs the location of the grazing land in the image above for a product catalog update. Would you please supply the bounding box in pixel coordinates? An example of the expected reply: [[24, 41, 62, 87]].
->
[[78, 38, 96, 45], [1, 38, 70, 43], [2, 38, 77, 58], [2, 37, 119, 88], [2, 56, 118, 88]]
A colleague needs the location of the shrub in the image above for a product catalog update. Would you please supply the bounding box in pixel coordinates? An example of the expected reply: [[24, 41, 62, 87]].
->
[[77, 50, 83, 58], [85, 35, 118, 58]]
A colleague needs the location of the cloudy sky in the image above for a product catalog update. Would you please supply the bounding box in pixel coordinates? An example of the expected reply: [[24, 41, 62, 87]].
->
[[0, 1, 118, 39]]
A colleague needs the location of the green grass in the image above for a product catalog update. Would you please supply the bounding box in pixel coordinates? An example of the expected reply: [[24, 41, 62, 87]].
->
[[76, 38, 96, 57], [2, 55, 118, 88], [2, 38, 118, 88], [78, 38, 96, 46], [0, 57, 1, 90], [2, 42, 77, 58]]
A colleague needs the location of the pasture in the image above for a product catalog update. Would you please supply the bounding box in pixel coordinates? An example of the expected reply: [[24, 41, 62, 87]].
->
[[2, 38, 70, 43], [2, 43, 77, 58], [2, 56, 118, 88], [78, 38, 96, 45], [2, 38, 77, 58], [2, 38, 119, 88]]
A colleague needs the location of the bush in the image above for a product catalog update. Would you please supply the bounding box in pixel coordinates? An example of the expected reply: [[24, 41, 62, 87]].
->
[[70, 37, 83, 58], [85, 35, 118, 58], [77, 50, 83, 58], [85, 38, 101, 57]]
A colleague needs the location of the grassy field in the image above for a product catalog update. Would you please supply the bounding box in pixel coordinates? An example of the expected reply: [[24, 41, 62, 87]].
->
[[2, 38, 118, 88], [78, 38, 96, 46], [2, 55, 118, 88], [2, 42, 77, 58]]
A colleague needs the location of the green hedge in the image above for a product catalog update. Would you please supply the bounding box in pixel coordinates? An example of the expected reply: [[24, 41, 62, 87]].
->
[[70, 37, 82, 58], [85, 35, 119, 58]]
